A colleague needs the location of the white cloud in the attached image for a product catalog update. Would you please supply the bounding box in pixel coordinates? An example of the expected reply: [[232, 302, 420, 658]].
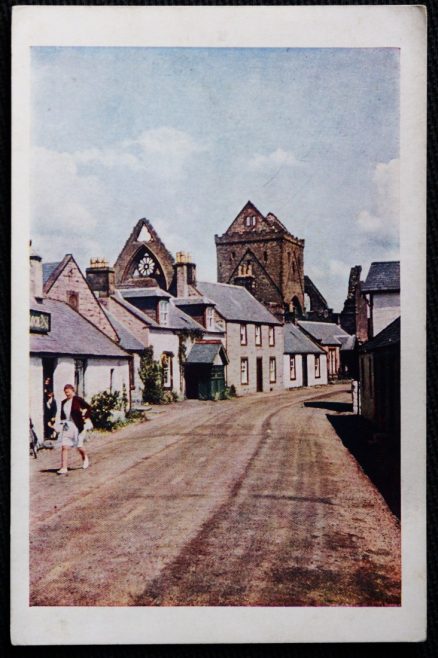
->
[[356, 159, 399, 241], [248, 148, 302, 171], [31, 146, 113, 264], [72, 127, 206, 180]]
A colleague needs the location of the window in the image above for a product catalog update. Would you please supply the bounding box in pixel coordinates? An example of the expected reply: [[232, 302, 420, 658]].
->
[[109, 368, 114, 392], [206, 307, 214, 330], [290, 355, 296, 380], [67, 291, 79, 311], [158, 300, 169, 326], [269, 357, 277, 383], [245, 215, 256, 227], [255, 325, 262, 346], [161, 353, 173, 389], [240, 358, 249, 385], [263, 251, 268, 262], [240, 323, 247, 345], [269, 326, 275, 346], [315, 355, 321, 378]]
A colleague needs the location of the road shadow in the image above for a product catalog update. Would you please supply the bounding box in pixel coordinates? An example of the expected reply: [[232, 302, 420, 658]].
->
[[327, 414, 400, 519], [304, 400, 353, 413]]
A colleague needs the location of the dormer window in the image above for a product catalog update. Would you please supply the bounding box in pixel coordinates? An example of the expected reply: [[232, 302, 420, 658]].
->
[[158, 300, 169, 326], [206, 307, 214, 331]]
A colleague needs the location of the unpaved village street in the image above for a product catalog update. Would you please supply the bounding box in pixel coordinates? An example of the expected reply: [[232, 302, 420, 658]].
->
[[30, 384, 401, 606]]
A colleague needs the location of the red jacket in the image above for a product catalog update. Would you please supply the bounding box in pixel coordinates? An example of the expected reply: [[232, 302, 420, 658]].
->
[[61, 395, 92, 433]]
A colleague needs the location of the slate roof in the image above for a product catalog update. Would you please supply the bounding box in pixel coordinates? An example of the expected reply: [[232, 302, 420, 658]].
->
[[196, 281, 280, 325], [362, 261, 400, 293], [360, 317, 400, 352], [186, 342, 229, 365], [111, 291, 205, 333], [168, 303, 206, 332], [174, 296, 215, 306], [42, 262, 61, 285], [298, 321, 354, 349], [119, 287, 172, 299], [30, 297, 129, 358], [283, 323, 324, 355], [101, 307, 145, 351]]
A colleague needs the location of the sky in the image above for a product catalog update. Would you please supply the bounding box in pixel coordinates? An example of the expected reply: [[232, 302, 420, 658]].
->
[[31, 47, 400, 311]]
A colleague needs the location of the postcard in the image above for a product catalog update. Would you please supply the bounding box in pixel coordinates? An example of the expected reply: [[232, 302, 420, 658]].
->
[[11, 5, 426, 644]]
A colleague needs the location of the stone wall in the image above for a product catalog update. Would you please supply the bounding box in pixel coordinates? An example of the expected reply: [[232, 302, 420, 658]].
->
[[46, 258, 118, 342], [216, 234, 305, 312], [114, 219, 175, 290]]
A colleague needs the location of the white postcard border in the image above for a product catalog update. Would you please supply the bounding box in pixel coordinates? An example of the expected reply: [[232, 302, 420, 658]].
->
[[11, 5, 427, 645]]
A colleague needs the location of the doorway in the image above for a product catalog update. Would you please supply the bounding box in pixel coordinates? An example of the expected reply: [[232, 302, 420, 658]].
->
[[256, 357, 263, 392], [302, 355, 308, 387], [42, 357, 57, 392]]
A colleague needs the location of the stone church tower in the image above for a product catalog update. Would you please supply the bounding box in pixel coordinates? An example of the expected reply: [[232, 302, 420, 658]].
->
[[215, 201, 305, 319]]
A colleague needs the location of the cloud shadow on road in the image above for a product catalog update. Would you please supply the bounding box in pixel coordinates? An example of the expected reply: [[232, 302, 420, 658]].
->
[[327, 414, 400, 519]]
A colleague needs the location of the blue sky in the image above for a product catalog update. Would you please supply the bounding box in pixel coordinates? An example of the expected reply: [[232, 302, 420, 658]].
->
[[31, 47, 399, 310]]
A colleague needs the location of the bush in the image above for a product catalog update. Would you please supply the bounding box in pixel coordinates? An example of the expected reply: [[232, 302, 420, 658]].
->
[[91, 390, 120, 430], [162, 390, 179, 404], [138, 347, 164, 404]]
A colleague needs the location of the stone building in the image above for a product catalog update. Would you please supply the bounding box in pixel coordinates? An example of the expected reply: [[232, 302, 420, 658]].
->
[[339, 265, 368, 343], [86, 223, 226, 401], [283, 323, 328, 388], [297, 320, 355, 380], [196, 281, 284, 395], [361, 261, 400, 339], [113, 218, 175, 290], [215, 201, 305, 320]]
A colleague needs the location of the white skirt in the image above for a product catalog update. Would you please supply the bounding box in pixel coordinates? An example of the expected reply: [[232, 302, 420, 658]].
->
[[56, 421, 86, 449]]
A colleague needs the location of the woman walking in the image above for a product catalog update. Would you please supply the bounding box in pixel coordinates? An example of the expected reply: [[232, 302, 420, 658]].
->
[[57, 384, 92, 475]]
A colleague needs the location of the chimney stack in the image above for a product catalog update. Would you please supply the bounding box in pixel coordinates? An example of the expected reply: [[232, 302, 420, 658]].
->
[[173, 251, 197, 298], [29, 241, 43, 300], [86, 257, 116, 297]]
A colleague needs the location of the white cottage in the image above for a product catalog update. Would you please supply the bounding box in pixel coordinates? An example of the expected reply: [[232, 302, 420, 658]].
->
[[29, 248, 131, 441], [283, 323, 328, 388]]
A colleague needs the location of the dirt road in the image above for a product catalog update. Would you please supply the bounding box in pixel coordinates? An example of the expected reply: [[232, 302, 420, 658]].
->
[[30, 384, 401, 606]]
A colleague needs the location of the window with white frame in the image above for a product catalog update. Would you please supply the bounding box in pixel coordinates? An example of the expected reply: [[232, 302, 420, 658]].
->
[[255, 325, 262, 346], [290, 355, 296, 380], [315, 355, 321, 378], [269, 357, 277, 383], [158, 300, 169, 326], [269, 326, 275, 346], [206, 306, 214, 330], [240, 358, 249, 385], [240, 323, 247, 345], [161, 353, 173, 389]]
